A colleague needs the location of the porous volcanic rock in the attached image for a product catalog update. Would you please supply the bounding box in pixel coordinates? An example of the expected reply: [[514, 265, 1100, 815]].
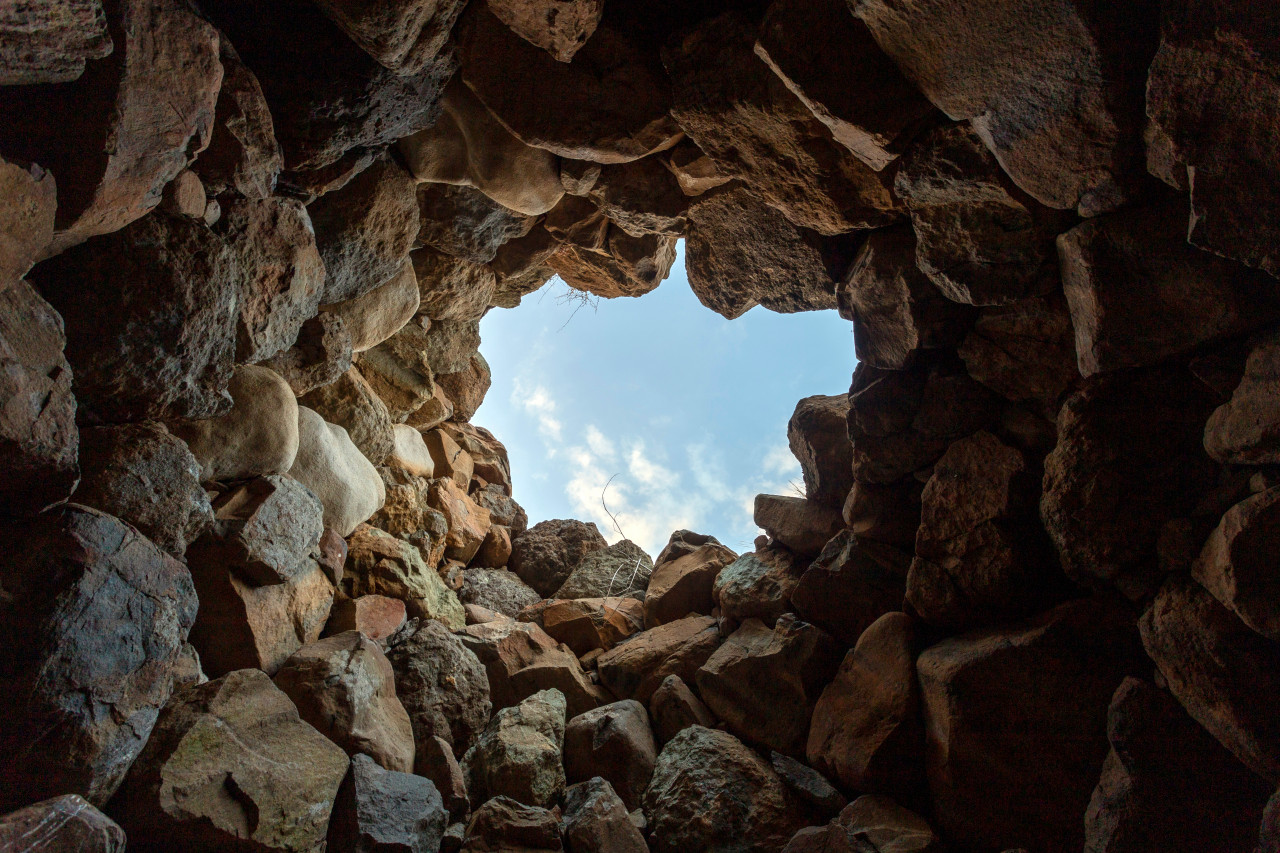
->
[[511, 518, 609, 598], [787, 394, 854, 509], [463, 688, 568, 808], [324, 262, 421, 354], [460, 568, 542, 617], [563, 700, 657, 811], [0, 2, 112, 86], [190, 38, 282, 200], [344, 524, 465, 626], [327, 753, 448, 853], [554, 538, 653, 600], [386, 618, 493, 759]]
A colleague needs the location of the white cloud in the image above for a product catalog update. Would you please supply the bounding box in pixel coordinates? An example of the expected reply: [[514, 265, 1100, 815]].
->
[[763, 443, 798, 476], [512, 380, 563, 442], [584, 425, 616, 461]]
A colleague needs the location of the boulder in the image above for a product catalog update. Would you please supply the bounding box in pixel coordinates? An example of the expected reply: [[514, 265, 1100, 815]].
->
[[325, 595, 408, 645], [1041, 367, 1220, 599], [0, 0, 221, 254], [425, 428, 475, 486], [786, 394, 854, 509], [112, 669, 349, 853], [262, 312, 355, 397], [461, 797, 563, 852], [399, 77, 564, 215], [791, 531, 911, 647], [644, 540, 737, 628], [438, 353, 493, 422], [917, 598, 1146, 853], [663, 12, 899, 235], [754, 494, 845, 557], [463, 688, 567, 808], [713, 547, 804, 625], [324, 262, 421, 353], [581, 156, 691, 237], [563, 700, 657, 810], [327, 753, 449, 853], [443, 424, 514, 492], [1139, 576, 1280, 782], [461, 568, 543, 617], [190, 38, 282, 200], [0, 1, 112, 85], [807, 613, 924, 795], [511, 519, 609, 598], [412, 246, 499, 322], [75, 421, 212, 557], [1193, 487, 1280, 641], [1059, 201, 1280, 376], [0, 794, 124, 852], [458, 619, 607, 718], [644, 726, 809, 853], [554, 539, 653, 600], [387, 423, 436, 478], [1204, 329, 1280, 464], [429, 479, 494, 564], [0, 506, 197, 809], [312, 0, 465, 74], [649, 674, 716, 747], [684, 185, 838, 320], [289, 406, 387, 537], [696, 615, 842, 756], [546, 229, 678, 300], [769, 753, 846, 819], [274, 631, 416, 773], [842, 478, 923, 549], [300, 367, 396, 466], [417, 182, 538, 264], [386, 618, 492, 759], [406, 384, 456, 431], [32, 210, 238, 422], [359, 319, 443, 422], [0, 156, 56, 283], [486, 0, 603, 62], [521, 597, 643, 655], [853, 0, 1157, 214], [172, 364, 300, 483], [475, 523, 514, 568], [597, 615, 722, 705], [416, 734, 470, 820], [459, 5, 678, 163], [785, 797, 943, 853], [344, 525, 466, 627], [368, 477, 449, 553]]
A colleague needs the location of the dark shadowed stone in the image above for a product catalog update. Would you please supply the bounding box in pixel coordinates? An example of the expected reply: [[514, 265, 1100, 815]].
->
[[313, 0, 466, 74], [787, 394, 854, 509], [1204, 328, 1280, 465], [0, 795, 124, 852], [461, 797, 562, 852], [563, 700, 657, 811], [413, 246, 498, 322], [511, 518, 609, 598], [644, 540, 737, 628], [583, 155, 691, 237], [0, 155, 56, 283], [485, 0, 604, 63], [460, 568, 542, 617], [327, 753, 448, 853], [754, 494, 845, 558], [770, 752, 846, 818], [554, 539, 653, 600], [417, 182, 538, 264], [561, 777, 648, 853], [598, 615, 723, 705], [547, 227, 678, 300], [713, 546, 804, 625], [386, 618, 492, 758], [792, 531, 911, 648], [191, 39, 282, 200], [842, 478, 923, 549], [0, 1, 112, 85], [262, 313, 355, 397], [0, 506, 197, 810], [1193, 487, 1280, 641], [649, 673, 716, 747]]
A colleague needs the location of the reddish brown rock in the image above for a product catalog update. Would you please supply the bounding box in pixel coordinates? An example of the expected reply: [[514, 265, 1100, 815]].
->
[[754, 494, 845, 558], [313, 0, 466, 74], [359, 321, 441, 422], [511, 518, 609, 598], [787, 394, 854, 509], [547, 228, 678, 299], [0, 2, 112, 85], [325, 595, 407, 644], [525, 597, 644, 655], [649, 673, 716, 746], [917, 598, 1146, 853], [713, 547, 804, 625], [417, 734, 470, 820], [664, 12, 900, 235], [1204, 329, 1280, 464], [486, 0, 603, 62], [413, 246, 499, 322], [842, 478, 923, 549], [563, 700, 657, 810], [785, 797, 943, 853], [807, 613, 923, 795], [597, 615, 723, 704], [561, 777, 648, 853], [0, 506, 197, 810], [429, 479, 494, 564], [792, 531, 911, 647], [0, 794, 124, 852], [417, 182, 538, 265], [1193, 487, 1280, 641], [386, 618, 492, 759], [461, 797, 563, 852], [0, 156, 56, 283], [262, 313, 355, 397], [474, 522, 513, 568], [644, 540, 737, 628], [459, 618, 606, 717], [1140, 576, 1280, 781], [191, 39, 282, 200], [443, 422, 513, 491], [343, 524, 464, 626], [583, 156, 691, 237]]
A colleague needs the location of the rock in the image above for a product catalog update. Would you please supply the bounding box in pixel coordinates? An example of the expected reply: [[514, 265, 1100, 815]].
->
[[425, 428, 474, 486], [1059, 201, 1280, 376], [563, 700, 657, 810], [274, 631, 416, 773], [368, 478, 449, 552], [406, 384, 456, 431], [713, 547, 804, 625], [318, 527, 349, 584], [957, 291, 1079, 420], [684, 187, 839, 319], [421, 318, 484, 376], [459, 618, 607, 718], [0, 0, 221, 255], [583, 156, 691, 237], [328, 753, 448, 853], [73, 421, 209, 557], [289, 406, 387, 537], [511, 519, 609, 598], [359, 320, 441, 421], [461, 569, 543, 617], [1139, 576, 1280, 782], [326, 595, 408, 645], [853, 0, 1157, 215], [554, 539, 653, 600], [438, 353, 493, 423], [387, 423, 436, 478], [461, 797, 563, 852], [1262, 790, 1280, 853], [32, 210, 237, 422], [464, 688, 567, 808], [218, 197, 325, 364], [300, 367, 396, 465], [188, 556, 334, 677], [917, 598, 1146, 853], [524, 597, 644, 654], [0, 506, 197, 809], [0, 794, 124, 852], [842, 479, 924, 549], [201, 0, 453, 173], [894, 124, 1070, 305], [191, 39, 282, 200], [486, 0, 603, 62], [663, 138, 733, 197], [312, 0, 465, 74], [908, 430, 1063, 630], [1041, 367, 1220, 600], [644, 541, 737, 628], [839, 224, 975, 369], [459, 5, 678, 163], [325, 262, 422, 353], [173, 364, 300, 483], [0, 1, 112, 85], [311, 155, 420, 304], [755, 0, 935, 171], [262, 312, 355, 397], [412, 246, 499, 322], [1083, 677, 1271, 853], [446, 427, 513, 492], [344, 525, 466, 627], [696, 615, 842, 756], [644, 726, 809, 853], [1193, 487, 1280, 641], [597, 615, 722, 704], [475, 523, 513, 568], [770, 753, 846, 818], [417, 734, 470, 820], [1146, 1, 1280, 277], [1204, 329, 1280, 464], [786, 394, 854, 509], [386, 618, 492, 759], [399, 77, 565, 215], [807, 613, 923, 795], [788, 797, 942, 853], [754, 494, 845, 557], [0, 156, 56, 283], [189, 475, 324, 587], [547, 228, 679, 299], [654, 529, 728, 566], [791, 532, 911, 647], [112, 669, 349, 853], [561, 777, 648, 853], [649, 674, 716, 747], [417, 182, 538, 264], [429, 479, 494, 564], [664, 12, 900, 235]]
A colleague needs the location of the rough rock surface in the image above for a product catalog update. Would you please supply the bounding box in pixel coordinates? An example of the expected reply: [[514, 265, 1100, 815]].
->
[[461, 797, 563, 852], [344, 524, 465, 626], [713, 547, 803, 625], [554, 538, 653, 600], [417, 182, 537, 265], [327, 753, 448, 853], [312, 0, 465, 75], [324, 261, 421, 354], [463, 688, 567, 808], [460, 568, 543, 617], [458, 618, 607, 719], [1193, 487, 1280, 641], [1204, 329, 1280, 464], [511, 518, 609, 598], [0, 2, 112, 86], [644, 540, 737, 628], [300, 367, 395, 466], [649, 674, 716, 747], [791, 531, 911, 647], [754, 494, 845, 557], [561, 777, 648, 853], [598, 614, 722, 705], [0, 794, 125, 852], [387, 618, 492, 758], [563, 700, 657, 811], [523, 597, 643, 655]]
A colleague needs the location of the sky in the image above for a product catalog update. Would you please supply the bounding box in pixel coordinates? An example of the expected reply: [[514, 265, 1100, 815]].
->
[[474, 241, 856, 557]]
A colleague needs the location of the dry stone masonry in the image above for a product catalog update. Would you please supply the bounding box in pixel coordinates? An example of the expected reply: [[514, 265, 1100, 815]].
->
[[1, 0, 1278, 851]]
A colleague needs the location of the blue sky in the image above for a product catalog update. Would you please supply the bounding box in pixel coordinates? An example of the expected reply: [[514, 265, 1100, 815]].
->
[[474, 242, 856, 557]]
